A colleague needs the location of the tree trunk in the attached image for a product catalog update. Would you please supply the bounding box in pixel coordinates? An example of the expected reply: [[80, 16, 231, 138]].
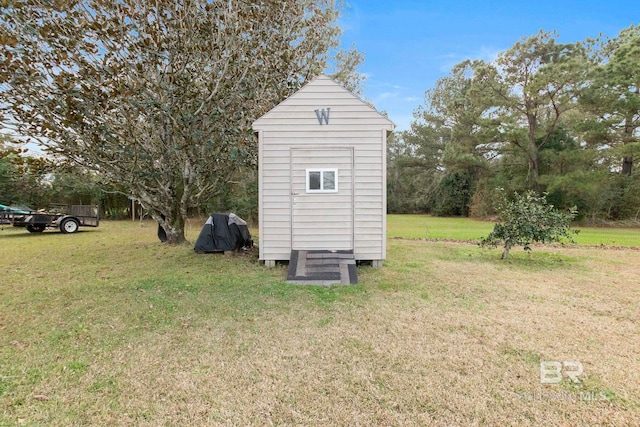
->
[[501, 247, 510, 259], [622, 156, 633, 176], [622, 120, 634, 176], [137, 171, 190, 245], [163, 215, 186, 244], [527, 112, 540, 191], [528, 146, 540, 191], [154, 208, 187, 245]]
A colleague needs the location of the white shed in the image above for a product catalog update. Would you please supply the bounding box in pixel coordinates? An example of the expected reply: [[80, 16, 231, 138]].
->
[[253, 74, 394, 268]]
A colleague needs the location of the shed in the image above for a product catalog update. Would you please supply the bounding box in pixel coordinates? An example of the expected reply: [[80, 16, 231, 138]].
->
[[253, 74, 394, 268]]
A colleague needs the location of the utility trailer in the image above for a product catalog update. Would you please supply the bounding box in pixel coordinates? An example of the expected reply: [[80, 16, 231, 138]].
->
[[3, 205, 99, 234]]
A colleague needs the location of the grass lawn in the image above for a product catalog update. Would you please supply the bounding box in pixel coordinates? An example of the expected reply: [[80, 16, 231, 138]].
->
[[388, 214, 640, 247], [1, 219, 639, 425]]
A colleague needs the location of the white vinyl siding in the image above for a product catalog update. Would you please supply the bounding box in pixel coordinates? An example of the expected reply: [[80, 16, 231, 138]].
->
[[255, 75, 393, 263]]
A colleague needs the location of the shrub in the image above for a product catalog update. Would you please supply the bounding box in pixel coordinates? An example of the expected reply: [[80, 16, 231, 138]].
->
[[480, 189, 578, 259]]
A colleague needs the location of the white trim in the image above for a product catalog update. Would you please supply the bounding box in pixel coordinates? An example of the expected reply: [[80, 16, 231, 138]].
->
[[305, 168, 339, 193], [350, 147, 355, 252], [381, 129, 388, 260], [257, 130, 265, 261]]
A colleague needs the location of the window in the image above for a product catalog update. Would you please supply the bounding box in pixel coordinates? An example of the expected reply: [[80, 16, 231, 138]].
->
[[306, 169, 338, 193]]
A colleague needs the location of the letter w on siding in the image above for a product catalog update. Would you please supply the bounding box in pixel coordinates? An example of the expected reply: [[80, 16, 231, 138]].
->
[[314, 108, 330, 125]]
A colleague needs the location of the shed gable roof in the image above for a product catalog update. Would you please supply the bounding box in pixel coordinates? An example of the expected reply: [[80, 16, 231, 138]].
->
[[252, 74, 394, 130]]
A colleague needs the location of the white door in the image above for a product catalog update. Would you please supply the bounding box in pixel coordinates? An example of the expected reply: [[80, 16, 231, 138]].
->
[[291, 148, 354, 250]]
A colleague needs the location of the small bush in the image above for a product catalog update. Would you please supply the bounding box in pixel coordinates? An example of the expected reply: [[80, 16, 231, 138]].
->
[[480, 189, 578, 258]]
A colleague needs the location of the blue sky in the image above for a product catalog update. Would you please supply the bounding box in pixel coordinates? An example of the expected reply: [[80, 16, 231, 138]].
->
[[338, 0, 639, 131]]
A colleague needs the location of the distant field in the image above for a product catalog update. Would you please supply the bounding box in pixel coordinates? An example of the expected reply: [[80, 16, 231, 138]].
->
[[388, 214, 640, 247]]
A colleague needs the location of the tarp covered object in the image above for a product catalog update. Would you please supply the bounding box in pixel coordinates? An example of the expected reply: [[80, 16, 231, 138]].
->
[[194, 213, 252, 253]]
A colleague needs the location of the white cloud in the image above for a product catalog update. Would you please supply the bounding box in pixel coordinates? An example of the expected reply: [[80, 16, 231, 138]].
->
[[375, 91, 397, 102], [476, 45, 502, 62], [377, 82, 406, 91]]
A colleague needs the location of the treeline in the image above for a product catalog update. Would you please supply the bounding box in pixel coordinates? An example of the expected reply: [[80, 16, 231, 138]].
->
[[1, 137, 129, 218], [1, 136, 257, 221], [389, 27, 640, 222]]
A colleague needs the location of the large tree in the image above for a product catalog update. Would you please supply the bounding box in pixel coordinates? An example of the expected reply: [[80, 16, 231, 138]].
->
[[1, 0, 358, 243], [473, 31, 589, 190], [397, 60, 496, 215], [578, 25, 640, 176], [425, 60, 496, 175]]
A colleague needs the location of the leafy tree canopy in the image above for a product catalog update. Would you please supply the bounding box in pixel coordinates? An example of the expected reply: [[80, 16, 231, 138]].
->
[[1, 0, 361, 243]]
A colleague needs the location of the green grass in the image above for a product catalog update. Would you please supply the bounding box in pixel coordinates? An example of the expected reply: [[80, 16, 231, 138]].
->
[[388, 214, 492, 240], [1, 219, 639, 425], [388, 214, 640, 247]]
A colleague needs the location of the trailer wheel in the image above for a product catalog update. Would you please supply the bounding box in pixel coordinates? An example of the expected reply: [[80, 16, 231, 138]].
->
[[26, 224, 46, 233], [60, 218, 79, 234]]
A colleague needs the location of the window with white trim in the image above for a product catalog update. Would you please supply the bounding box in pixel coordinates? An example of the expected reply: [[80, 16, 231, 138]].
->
[[306, 168, 338, 193]]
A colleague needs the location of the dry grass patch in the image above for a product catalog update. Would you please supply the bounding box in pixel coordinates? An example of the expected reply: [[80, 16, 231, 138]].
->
[[1, 221, 639, 425]]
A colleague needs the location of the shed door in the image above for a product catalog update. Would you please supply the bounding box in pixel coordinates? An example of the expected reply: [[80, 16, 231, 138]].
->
[[291, 148, 354, 250]]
